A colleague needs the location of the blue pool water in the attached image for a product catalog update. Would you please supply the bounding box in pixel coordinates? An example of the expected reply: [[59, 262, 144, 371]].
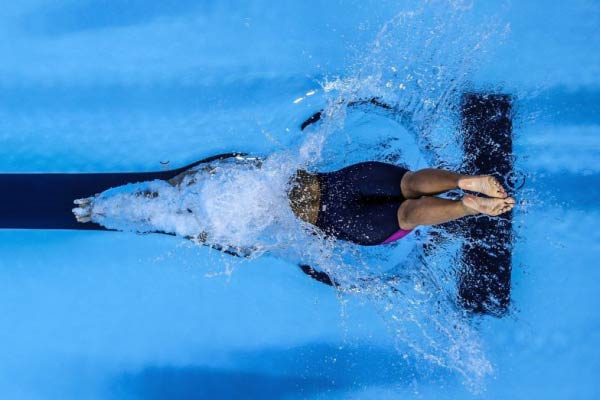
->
[[0, 1, 598, 399]]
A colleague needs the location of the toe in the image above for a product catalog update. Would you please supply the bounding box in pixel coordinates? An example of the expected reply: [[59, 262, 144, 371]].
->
[[501, 202, 514, 213], [486, 177, 504, 198], [493, 179, 508, 198]]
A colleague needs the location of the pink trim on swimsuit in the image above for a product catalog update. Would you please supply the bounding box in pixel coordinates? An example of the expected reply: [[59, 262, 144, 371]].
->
[[381, 228, 413, 244]]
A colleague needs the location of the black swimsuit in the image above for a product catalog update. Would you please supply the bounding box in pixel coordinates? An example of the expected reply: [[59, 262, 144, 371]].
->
[[315, 161, 411, 246]]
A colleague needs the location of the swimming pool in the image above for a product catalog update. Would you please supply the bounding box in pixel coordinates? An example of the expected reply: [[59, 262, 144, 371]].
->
[[0, 0, 598, 399]]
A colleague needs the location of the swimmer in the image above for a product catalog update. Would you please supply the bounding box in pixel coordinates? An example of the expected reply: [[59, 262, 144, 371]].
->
[[288, 162, 515, 246], [73, 159, 514, 247]]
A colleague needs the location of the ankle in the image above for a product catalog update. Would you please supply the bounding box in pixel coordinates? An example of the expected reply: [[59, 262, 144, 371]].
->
[[457, 175, 475, 191], [461, 195, 480, 215]]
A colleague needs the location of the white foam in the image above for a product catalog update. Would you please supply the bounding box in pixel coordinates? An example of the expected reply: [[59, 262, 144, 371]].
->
[[87, 156, 304, 254]]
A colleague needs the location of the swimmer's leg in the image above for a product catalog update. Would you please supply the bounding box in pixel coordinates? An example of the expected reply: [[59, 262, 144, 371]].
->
[[401, 169, 507, 199], [397, 195, 515, 230], [400, 169, 462, 198]]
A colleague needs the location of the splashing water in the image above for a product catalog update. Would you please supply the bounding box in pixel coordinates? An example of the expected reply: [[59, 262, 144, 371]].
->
[[295, 2, 506, 388], [78, 0, 509, 391]]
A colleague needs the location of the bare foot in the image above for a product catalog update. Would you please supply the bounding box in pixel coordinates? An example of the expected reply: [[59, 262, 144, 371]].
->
[[462, 194, 515, 216], [458, 175, 508, 198]]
